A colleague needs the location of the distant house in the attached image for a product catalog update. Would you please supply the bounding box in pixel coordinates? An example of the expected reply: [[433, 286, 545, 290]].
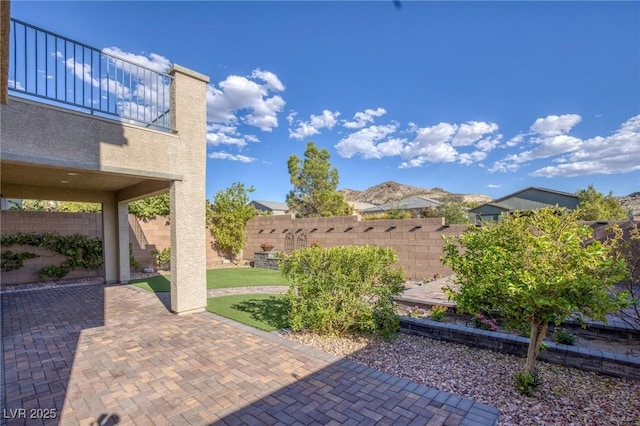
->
[[250, 200, 289, 215], [348, 201, 378, 214], [470, 187, 580, 223], [362, 196, 441, 217]]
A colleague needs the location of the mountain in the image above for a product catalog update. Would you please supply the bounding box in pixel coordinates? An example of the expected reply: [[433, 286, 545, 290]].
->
[[340, 181, 492, 206], [619, 192, 640, 213]]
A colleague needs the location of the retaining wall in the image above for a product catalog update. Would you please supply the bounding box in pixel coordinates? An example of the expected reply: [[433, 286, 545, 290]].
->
[[400, 317, 640, 379]]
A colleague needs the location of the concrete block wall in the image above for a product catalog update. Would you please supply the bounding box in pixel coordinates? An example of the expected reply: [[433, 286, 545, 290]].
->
[[1, 211, 103, 284], [245, 214, 468, 280], [129, 215, 228, 270], [1, 211, 229, 285]]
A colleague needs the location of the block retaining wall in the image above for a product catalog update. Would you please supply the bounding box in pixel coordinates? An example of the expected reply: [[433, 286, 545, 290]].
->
[[400, 317, 640, 379]]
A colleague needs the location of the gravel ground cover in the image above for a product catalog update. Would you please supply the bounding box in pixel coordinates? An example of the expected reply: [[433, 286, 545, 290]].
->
[[282, 331, 640, 426]]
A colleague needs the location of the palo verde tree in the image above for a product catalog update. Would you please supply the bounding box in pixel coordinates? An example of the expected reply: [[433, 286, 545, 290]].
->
[[208, 182, 256, 259], [442, 207, 629, 389], [286, 141, 351, 217], [575, 184, 628, 221]]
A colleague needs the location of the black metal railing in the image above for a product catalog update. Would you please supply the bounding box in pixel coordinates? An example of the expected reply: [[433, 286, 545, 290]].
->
[[8, 18, 173, 131]]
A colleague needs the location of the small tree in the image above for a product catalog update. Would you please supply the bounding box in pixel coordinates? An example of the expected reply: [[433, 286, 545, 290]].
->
[[442, 208, 629, 387], [576, 184, 628, 220], [286, 141, 351, 217], [435, 197, 471, 224], [208, 183, 256, 259]]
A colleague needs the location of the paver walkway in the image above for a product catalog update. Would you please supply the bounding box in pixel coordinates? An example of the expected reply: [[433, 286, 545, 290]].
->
[[2, 283, 500, 425]]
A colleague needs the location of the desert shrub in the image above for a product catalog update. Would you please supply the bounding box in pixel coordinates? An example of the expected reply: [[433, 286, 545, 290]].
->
[[151, 247, 171, 270], [514, 372, 541, 397], [280, 245, 405, 337], [553, 328, 575, 345], [430, 305, 448, 322]]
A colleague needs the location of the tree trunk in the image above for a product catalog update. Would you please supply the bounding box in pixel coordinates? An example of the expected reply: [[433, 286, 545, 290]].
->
[[524, 320, 549, 375]]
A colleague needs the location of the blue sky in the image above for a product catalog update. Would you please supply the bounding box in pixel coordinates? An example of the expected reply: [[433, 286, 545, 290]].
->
[[11, 1, 640, 201]]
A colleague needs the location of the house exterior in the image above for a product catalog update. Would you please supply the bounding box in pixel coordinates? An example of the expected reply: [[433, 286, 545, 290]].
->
[[470, 187, 580, 223], [348, 201, 378, 214], [362, 196, 441, 217], [250, 200, 289, 215], [1, 11, 209, 314]]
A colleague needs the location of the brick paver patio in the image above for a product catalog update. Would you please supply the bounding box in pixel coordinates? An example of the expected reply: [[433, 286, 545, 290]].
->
[[2, 283, 500, 425]]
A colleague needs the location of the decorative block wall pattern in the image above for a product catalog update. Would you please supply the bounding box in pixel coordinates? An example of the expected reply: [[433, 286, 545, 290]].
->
[[245, 214, 468, 280]]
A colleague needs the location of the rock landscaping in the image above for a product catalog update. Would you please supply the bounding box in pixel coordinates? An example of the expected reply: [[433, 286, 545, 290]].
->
[[282, 331, 640, 426]]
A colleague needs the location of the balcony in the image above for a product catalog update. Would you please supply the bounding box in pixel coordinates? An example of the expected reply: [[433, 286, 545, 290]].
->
[[8, 18, 173, 132], [1, 9, 210, 314]]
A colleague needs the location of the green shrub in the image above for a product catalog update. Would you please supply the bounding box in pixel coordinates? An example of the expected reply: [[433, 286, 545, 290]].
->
[[280, 245, 405, 337], [151, 247, 171, 270], [429, 305, 448, 322], [514, 372, 541, 396], [553, 328, 576, 345]]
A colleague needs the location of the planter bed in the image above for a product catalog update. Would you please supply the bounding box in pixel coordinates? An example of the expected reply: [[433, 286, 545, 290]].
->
[[399, 316, 640, 379]]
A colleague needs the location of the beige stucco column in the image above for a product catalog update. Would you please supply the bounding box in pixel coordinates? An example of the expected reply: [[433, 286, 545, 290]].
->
[[168, 65, 209, 314], [117, 201, 130, 283], [103, 197, 131, 284], [102, 196, 118, 283]]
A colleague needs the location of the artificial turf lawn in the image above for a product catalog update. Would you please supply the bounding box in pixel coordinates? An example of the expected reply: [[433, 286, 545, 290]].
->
[[206, 294, 290, 332], [131, 267, 289, 292]]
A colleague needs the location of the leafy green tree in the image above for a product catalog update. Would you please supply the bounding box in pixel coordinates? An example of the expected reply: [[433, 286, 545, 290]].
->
[[57, 202, 102, 213], [442, 207, 629, 384], [208, 183, 256, 258], [9, 200, 101, 213], [575, 184, 628, 221], [286, 141, 351, 217], [128, 193, 170, 219], [435, 197, 470, 224]]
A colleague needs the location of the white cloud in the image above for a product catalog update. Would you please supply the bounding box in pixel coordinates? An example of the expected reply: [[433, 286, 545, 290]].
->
[[206, 69, 286, 132], [208, 151, 256, 163], [102, 47, 171, 73], [530, 115, 640, 177], [506, 133, 525, 147], [206, 123, 258, 147], [400, 122, 457, 160], [336, 119, 501, 168], [476, 135, 503, 152], [335, 124, 401, 159], [458, 151, 487, 165], [529, 114, 581, 136], [343, 107, 387, 129], [487, 184, 502, 188], [289, 110, 341, 140], [251, 69, 285, 91], [452, 121, 499, 147]]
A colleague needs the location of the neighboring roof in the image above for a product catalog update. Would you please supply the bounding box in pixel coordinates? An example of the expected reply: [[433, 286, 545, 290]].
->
[[348, 201, 378, 211], [493, 186, 578, 204], [470, 186, 579, 214], [250, 200, 289, 211], [362, 196, 441, 213]]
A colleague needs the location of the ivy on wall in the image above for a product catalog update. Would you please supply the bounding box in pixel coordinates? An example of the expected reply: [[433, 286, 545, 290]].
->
[[0, 232, 103, 280]]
